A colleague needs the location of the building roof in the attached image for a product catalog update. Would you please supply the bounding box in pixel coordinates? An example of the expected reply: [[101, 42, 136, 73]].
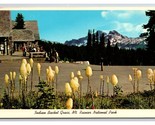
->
[[11, 29, 35, 42], [0, 10, 40, 41], [12, 20, 40, 40], [0, 11, 11, 37]]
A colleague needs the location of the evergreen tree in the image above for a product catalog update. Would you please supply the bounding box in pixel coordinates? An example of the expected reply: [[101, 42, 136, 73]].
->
[[13, 13, 25, 29], [86, 29, 93, 62], [107, 39, 111, 50], [87, 29, 92, 48], [142, 10, 155, 52], [99, 32, 105, 62], [106, 39, 112, 65], [100, 33, 105, 48], [92, 30, 99, 64], [92, 29, 95, 47], [95, 31, 99, 47]]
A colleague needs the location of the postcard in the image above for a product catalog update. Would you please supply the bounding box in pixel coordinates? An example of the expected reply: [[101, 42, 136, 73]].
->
[[0, 5, 155, 119]]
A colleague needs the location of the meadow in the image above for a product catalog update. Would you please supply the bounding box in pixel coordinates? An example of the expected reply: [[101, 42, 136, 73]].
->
[[0, 58, 155, 109]]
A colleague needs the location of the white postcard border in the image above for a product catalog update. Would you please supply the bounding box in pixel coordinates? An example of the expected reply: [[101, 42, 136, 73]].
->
[[0, 5, 155, 119], [0, 109, 155, 119]]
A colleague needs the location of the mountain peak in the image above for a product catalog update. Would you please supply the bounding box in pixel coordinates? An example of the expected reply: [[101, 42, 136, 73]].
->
[[109, 30, 120, 35], [109, 30, 126, 38]]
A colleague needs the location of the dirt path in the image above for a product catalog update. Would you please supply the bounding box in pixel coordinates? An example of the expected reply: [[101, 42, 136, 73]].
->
[[0, 60, 154, 96]]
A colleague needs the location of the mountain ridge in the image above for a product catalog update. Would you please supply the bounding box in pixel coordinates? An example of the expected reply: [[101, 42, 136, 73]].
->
[[64, 30, 146, 50]]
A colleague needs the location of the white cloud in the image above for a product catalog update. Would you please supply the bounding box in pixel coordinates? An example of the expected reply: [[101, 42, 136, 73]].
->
[[135, 24, 147, 33], [100, 10, 147, 37], [101, 10, 145, 19], [101, 11, 108, 17], [114, 21, 145, 34], [117, 11, 145, 18], [117, 12, 131, 18], [114, 21, 132, 32]]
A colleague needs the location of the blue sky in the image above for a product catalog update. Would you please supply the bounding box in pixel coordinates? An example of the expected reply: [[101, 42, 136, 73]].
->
[[11, 10, 149, 43]]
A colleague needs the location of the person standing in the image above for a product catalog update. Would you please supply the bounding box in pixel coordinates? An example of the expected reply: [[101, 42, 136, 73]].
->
[[55, 51, 59, 63], [100, 57, 104, 71], [23, 44, 27, 57]]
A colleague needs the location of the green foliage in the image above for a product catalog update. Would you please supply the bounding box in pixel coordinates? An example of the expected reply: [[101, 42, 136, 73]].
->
[[2, 90, 21, 109], [13, 13, 25, 29], [34, 81, 56, 109], [26, 91, 38, 108], [1, 80, 155, 109], [114, 85, 123, 97], [1, 91, 11, 109]]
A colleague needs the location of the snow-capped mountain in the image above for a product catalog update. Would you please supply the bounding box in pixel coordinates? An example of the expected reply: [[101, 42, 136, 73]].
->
[[64, 30, 146, 50]]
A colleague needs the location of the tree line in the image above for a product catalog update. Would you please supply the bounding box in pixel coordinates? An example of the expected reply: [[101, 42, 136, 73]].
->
[[38, 35, 149, 66]]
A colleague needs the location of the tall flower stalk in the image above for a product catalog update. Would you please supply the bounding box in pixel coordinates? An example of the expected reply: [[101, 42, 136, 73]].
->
[[11, 71, 16, 99], [77, 71, 81, 76], [99, 75, 104, 109], [132, 68, 138, 93], [85, 66, 93, 95], [77, 71, 83, 108], [29, 58, 34, 91], [65, 83, 72, 97], [18, 75, 22, 98], [136, 69, 142, 109], [77, 71, 82, 98], [79, 75, 83, 105], [55, 66, 59, 96], [70, 77, 79, 98], [20, 61, 27, 107], [46, 68, 49, 84], [4, 74, 9, 96], [9, 72, 13, 100], [128, 74, 134, 93], [70, 77, 79, 108], [70, 72, 74, 79], [100, 75, 104, 96], [106, 76, 110, 96], [22, 59, 27, 65], [26, 63, 31, 92], [20, 61, 28, 108], [37, 63, 41, 82], [66, 98, 73, 109], [147, 68, 154, 90], [13, 71, 16, 93], [46, 66, 55, 91], [136, 69, 142, 92], [111, 74, 118, 97]]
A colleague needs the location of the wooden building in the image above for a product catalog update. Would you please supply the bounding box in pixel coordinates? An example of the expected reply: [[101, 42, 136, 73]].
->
[[0, 11, 40, 55]]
